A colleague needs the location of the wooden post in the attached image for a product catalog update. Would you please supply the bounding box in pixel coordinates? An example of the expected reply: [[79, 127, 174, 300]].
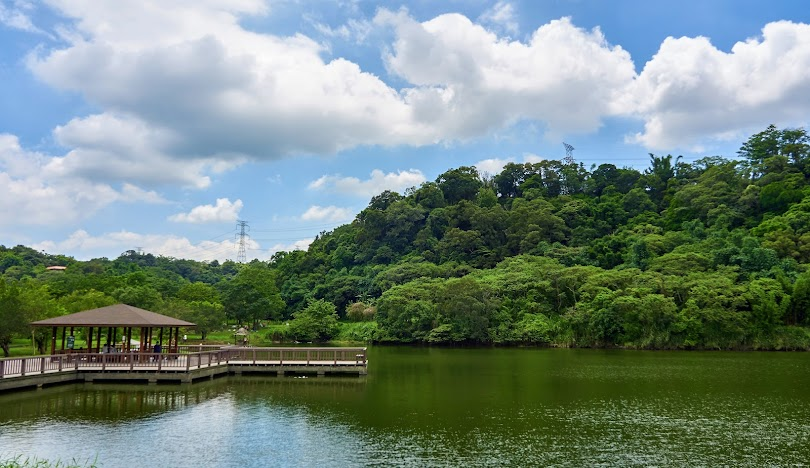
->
[[50, 327, 57, 356], [95, 328, 101, 353], [88, 327, 93, 353]]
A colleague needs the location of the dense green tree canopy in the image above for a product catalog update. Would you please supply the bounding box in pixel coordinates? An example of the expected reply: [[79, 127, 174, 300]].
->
[[3, 126, 810, 350]]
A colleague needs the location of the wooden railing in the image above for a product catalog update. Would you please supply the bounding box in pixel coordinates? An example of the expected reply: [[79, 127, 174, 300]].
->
[[176, 344, 231, 354], [222, 347, 368, 365], [0, 347, 367, 379]]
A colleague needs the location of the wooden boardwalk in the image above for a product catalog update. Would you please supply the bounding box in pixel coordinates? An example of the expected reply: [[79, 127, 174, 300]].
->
[[0, 347, 367, 392]]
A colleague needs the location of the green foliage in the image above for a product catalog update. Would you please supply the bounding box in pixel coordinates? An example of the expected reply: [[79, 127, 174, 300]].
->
[[334, 321, 379, 343], [4, 125, 810, 351], [345, 301, 376, 322], [436, 166, 483, 204], [58, 289, 116, 313], [0, 454, 98, 468], [288, 299, 339, 342], [433, 277, 499, 343], [164, 299, 225, 341], [0, 280, 26, 357], [220, 264, 285, 327]]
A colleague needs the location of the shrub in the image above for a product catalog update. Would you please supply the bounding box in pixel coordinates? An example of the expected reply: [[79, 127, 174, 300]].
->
[[288, 299, 339, 342]]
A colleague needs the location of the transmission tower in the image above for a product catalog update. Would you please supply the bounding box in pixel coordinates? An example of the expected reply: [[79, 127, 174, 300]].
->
[[563, 142, 575, 165], [236, 220, 250, 263]]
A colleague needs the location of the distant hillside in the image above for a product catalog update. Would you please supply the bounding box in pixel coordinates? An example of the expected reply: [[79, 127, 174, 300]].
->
[[3, 125, 810, 350]]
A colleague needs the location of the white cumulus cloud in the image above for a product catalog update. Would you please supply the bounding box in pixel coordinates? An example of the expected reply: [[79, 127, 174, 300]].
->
[[24, 4, 641, 190], [622, 20, 810, 150], [0, 133, 165, 227], [376, 11, 636, 139], [10, 1, 810, 192], [168, 198, 243, 223], [32, 228, 303, 262], [479, 1, 519, 35], [309, 169, 426, 197], [474, 154, 546, 175], [300, 205, 354, 222], [266, 238, 313, 255], [27, 1, 417, 188], [0, 0, 44, 34]]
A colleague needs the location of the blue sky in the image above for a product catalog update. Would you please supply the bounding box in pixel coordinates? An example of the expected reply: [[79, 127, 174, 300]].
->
[[1, 0, 809, 262]]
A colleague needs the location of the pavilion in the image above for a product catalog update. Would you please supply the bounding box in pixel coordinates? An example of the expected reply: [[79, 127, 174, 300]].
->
[[30, 304, 195, 356]]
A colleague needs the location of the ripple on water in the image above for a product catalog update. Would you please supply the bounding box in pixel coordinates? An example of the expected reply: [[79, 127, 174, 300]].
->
[[2, 350, 810, 467]]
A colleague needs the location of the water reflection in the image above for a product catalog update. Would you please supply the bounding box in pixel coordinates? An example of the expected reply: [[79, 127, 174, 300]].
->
[[0, 383, 222, 422], [0, 376, 368, 423], [1, 348, 809, 467]]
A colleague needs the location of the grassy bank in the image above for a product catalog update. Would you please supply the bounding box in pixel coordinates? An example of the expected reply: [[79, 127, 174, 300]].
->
[[0, 455, 97, 468]]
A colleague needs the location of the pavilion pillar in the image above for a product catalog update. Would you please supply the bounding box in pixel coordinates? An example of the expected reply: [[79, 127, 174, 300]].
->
[[61, 327, 66, 352], [112, 328, 117, 350], [126, 327, 132, 352], [96, 327, 102, 353], [50, 326, 57, 355], [88, 327, 94, 353]]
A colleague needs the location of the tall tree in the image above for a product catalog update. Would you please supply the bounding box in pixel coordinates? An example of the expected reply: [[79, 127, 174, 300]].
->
[[221, 265, 285, 328], [436, 166, 483, 204], [0, 280, 25, 357]]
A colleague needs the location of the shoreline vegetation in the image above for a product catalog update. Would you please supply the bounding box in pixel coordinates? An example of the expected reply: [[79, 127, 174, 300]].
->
[[0, 455, 98, 468], [3, 125, 810, 353]]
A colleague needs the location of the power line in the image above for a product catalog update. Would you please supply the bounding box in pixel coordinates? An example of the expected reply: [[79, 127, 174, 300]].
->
[[250, 222, 350, 233], [139, 229, 238, 259]]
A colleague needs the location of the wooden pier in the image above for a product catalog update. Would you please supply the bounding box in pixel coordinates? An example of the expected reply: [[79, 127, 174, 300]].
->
[[0, 347, 367, 393]]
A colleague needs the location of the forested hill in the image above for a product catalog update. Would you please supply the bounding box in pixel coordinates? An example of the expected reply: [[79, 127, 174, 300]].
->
[[3, 125, 810, 350]]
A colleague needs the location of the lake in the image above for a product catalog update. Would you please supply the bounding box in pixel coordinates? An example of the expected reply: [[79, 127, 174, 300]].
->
[[1, 347, 809, 466]]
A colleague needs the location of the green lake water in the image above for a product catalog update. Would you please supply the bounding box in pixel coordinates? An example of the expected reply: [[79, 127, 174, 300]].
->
[[1, 347, 809, 467]]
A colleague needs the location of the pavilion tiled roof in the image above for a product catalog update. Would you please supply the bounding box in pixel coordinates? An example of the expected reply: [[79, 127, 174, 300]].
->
[[30, 304, 195, 327]]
